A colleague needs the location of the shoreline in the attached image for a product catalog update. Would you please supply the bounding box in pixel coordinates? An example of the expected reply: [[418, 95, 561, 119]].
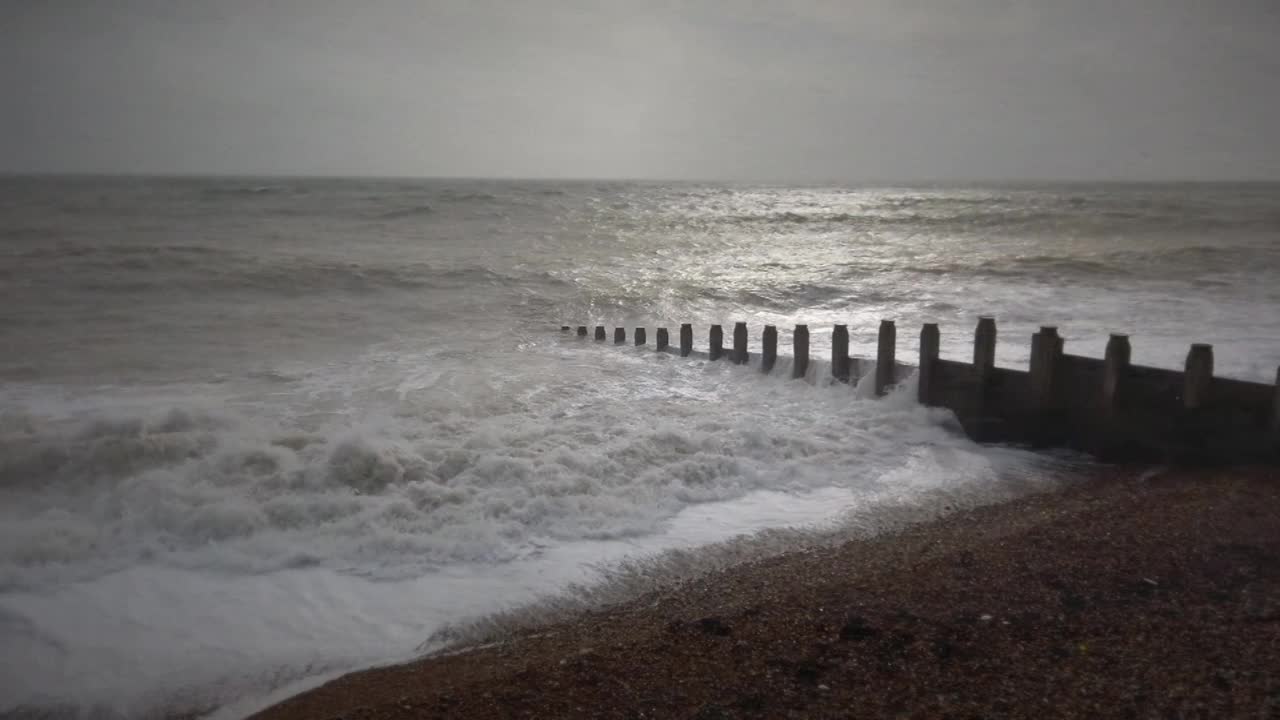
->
[[249, 465, 1280, 719]]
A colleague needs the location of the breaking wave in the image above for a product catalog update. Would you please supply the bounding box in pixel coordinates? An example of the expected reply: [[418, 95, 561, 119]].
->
[[200, 185, 286, 197], [5, 243, 570, 297], [0, 359, 1086, 718], [373, 204, 435, 219]]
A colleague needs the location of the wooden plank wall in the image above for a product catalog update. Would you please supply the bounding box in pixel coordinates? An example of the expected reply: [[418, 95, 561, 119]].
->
[[563, 320, 1279, 464]]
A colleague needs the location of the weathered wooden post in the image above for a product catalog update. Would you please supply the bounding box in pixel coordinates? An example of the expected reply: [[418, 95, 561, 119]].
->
[[1026, 326, 1063, 446], [614, 327, 625, 345], [732, 322, 748, 365], [680, 324, 693, 357], [831, 325, 850, 382], [918, 323, 939, 405], [875, 320, 897, 396], [970, 317, 997, 430], [1102, 334, 1131, 413], [577, 326, 588, 337], [762, 325, 778, 373], [595, 325, 606, 341], [1183, 344, 1214, 409], [656, 328, 669, 351], [793, 325, 810, 379], [709, 325, 724, 360], [1029, 326, 1061, 410], [635, 328, 647, 346], [1269, 366, 1280, 445], [1271, 366, 1280, 444], [974, 317, 996, 373]]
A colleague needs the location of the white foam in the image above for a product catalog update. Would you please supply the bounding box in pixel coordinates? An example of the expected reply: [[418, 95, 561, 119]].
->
[[0, 339, 1083, 717]]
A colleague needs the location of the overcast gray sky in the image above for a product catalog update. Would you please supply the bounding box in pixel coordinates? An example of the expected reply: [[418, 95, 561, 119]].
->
[[4, 0, 1279, 181]]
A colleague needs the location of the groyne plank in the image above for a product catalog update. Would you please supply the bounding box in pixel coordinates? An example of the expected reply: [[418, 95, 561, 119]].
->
[[562, 320, 1277, 464]]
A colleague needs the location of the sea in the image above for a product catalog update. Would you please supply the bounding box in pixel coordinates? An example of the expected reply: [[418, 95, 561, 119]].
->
[[1, 177, 1278, 718]]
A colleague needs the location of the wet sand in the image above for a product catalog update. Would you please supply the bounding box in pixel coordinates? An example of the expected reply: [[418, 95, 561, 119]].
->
[[251, 466, 1280, 719]]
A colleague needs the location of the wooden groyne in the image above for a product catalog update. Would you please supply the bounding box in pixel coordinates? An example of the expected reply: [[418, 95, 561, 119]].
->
[[561, 320, 1280, 464]]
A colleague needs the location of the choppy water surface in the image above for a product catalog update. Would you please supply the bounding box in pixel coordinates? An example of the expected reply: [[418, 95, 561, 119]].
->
[[1, 178, 1277, 717]]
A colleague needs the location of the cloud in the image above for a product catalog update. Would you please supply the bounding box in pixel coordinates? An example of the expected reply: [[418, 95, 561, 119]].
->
[[3, 0, 1278, 180]]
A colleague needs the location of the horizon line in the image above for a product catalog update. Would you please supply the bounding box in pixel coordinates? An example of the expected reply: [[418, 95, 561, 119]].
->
[[3, 170, 1280, 185]]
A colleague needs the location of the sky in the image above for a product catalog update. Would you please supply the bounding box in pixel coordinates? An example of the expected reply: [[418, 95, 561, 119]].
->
[[3, 0, 1279, 181]]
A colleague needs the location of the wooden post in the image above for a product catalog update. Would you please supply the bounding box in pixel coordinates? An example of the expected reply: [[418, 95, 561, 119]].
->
[[1029, 326, 1060, 410], [918, 323, 939, 405], [974, 317, 996, 373], [656, 328, 669, 351], [1102, 334, 1131, 413], [831, 325, 850, 382], [971, 317, 996, 428], [1183, 344, 1214, 409], [1029, 332, 1045, 402], [793, 325, 810, 380], [635, 328, 647, 346], [577, 326, 588, 337], [709, 325, 724, 360], [732, 322, 748, 365], [875, 320, 897, 396], [762, 325, 778, 373], [1269, 368, 1280, 438], [614, 327, 625, 345], [595, 325, 606, 341], [1271, 366, 1280, 442], [680, 323, 693, 357]]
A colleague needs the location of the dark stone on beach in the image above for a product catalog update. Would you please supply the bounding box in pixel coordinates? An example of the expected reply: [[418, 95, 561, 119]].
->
[[734, 693, 766, 712], [932, 639, 955, 662], [693, 703, 731, 720], [1213, 672, 1233, 690], [838, 615, 879, 641], [793, 659, 823, 685], [1060, 591, 1089, 612], [697, 617, 732, 636], [884, 631, 916, 654]]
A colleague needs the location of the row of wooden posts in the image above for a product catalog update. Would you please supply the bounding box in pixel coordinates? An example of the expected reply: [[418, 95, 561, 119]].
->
[[562, 321, 903, 395], [560, 319, 1135, 405], [562, 319, 1280, 461]]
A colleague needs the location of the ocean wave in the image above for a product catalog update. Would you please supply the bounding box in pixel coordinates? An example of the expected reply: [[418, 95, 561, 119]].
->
[[10, 243, 570, 297], [435, 189, 499, 203], [690, 283, 891, 312], [200, 185, 285, 197], [0, 381, 1074, 719], [0, 226, 65, 242], [890, 243, 1280, 283], [708, 200, 1280, 233], [963, 255, 1131, 278], [714, 209, 1068, 229], [0, 408, 229, 492], [372, 204, 434, 219], [0, 370, 983, 593], [12, 243, 229, 262], [426, 452, 1075, 653]]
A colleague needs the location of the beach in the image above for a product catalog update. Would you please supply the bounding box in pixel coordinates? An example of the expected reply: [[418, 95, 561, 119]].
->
[[251, 465, 1280, 719], [3, 178, 1278, 716]]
